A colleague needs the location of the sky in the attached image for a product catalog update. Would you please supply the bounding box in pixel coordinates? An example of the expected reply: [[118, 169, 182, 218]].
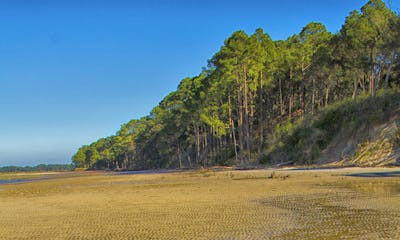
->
[[0, 0, 399, 166]]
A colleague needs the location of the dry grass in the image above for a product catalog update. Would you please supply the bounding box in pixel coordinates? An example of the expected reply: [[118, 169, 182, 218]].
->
[[0, 168, 399, 239]]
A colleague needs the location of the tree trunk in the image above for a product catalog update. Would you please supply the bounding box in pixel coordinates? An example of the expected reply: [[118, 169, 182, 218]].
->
[[187, 153, 192, 168], [311, 77, 315, 115], [177, 143, 182, 169], [325, 85, 329, 107], [195, 124, 200, 166], [371, 73, 376, 97], [289, 66, 294, 118], [237, 84, 244, 164], [228, 96, 238, 163], [370, 47, 376, 98], [210, 127, 214, 165], [258, 72, 263, 154], [203, 127, 208, 167], [231, 119, 238, 163], [279, 77, 284, 116], [353, 76, 358, 103], [301, 62, 306, 113], [243, 70, 251, 162]]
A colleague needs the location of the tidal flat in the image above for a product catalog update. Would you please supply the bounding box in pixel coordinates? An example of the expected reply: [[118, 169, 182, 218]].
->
[[0, 168, 399, 239]]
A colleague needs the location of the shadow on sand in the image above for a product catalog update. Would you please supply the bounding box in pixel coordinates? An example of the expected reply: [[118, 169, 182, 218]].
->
[[0, 179, 31, 185], [346, 171, 400, 178], [115, 169, 178, 175]]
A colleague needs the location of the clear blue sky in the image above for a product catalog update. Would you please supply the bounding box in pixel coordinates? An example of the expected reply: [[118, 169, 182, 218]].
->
[[0, 0, 399, 166]]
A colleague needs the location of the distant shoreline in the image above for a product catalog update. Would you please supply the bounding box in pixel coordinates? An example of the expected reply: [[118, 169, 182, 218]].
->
[[0, 164, 75, 173]]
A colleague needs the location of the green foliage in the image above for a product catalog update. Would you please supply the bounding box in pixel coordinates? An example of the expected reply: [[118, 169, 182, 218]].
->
[[72, 0, 400, 169]]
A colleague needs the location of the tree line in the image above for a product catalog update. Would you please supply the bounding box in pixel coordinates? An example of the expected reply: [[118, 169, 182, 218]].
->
[[73, 0, 400, 170], [0, 164, 75, 172]]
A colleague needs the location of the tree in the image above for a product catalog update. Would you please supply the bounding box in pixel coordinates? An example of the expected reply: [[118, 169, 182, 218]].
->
[[72, 146, 88, 168]]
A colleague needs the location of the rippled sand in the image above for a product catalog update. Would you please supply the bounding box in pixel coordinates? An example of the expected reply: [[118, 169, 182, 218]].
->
[[0, 168, 399, 239]]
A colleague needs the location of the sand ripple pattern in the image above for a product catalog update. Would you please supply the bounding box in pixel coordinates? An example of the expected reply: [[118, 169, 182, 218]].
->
[[0, 169, 399, 239]]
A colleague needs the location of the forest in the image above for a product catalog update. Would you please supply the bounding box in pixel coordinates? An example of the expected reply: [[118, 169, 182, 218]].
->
[[72, 0, 400, 170]]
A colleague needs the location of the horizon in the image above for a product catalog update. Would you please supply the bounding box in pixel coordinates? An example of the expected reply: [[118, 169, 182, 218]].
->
[[1, 0, 399, 167]]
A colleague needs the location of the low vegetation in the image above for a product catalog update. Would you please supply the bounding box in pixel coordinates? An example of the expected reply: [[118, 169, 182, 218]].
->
[[0, 164, 75, 173], [263, 91, 400, 165]]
